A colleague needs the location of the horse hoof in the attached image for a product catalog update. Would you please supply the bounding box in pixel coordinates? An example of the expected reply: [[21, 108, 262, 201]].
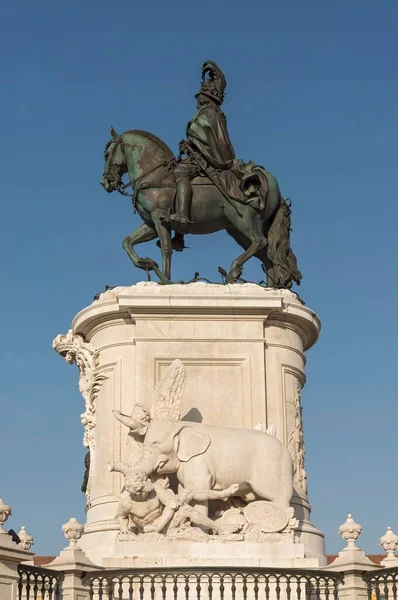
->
[[137, 258, 159, 271], [218, 266, 229, 282], [218, 266, 242, 283]]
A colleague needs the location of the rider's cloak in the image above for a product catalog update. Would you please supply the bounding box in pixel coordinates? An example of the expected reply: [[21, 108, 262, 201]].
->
[[186, 104, 278, 214], [186, 106, 235, 170]]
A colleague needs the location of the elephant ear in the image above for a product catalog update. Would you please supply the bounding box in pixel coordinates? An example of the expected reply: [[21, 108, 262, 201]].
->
[[174, 426, 211, 462]]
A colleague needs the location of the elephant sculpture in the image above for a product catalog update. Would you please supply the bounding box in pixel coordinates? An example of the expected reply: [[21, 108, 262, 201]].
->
[[110, 360, 295, 532], [114, 418, 294, 516]]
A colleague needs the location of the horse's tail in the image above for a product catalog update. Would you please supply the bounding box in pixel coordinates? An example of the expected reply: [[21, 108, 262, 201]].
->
[[265, 196, 302, 289]]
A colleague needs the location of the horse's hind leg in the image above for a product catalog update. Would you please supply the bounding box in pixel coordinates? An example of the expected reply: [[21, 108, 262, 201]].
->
[[226, 228, 272, 280], [224, 213, 267, 281], [122, 223, 164, 279]]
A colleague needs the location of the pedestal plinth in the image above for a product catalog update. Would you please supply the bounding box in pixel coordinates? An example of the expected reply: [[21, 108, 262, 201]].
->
[[54, 282, 324, 566]]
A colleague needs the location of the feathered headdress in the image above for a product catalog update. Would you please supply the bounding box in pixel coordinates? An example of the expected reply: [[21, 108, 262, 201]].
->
[[195, 60, 227, 106]]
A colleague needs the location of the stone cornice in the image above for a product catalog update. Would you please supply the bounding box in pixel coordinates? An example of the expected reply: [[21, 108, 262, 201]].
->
[[73, 283, 320, 351]]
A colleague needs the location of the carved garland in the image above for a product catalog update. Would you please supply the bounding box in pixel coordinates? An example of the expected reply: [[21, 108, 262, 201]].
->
[[52, 330, 107, 499], [287, 380, 308, 497], [52, 330, 106, 449]]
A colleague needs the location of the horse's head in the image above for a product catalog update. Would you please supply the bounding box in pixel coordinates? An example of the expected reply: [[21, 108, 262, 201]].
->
[[101, 127, 127, 193]]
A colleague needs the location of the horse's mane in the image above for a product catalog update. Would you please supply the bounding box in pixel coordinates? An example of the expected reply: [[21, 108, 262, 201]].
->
[[125, 130, 174, 159]]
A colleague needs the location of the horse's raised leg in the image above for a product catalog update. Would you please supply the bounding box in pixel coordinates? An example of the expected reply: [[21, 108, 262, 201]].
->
[[226, 228, 272, 282], [122, 223, 164, 279], [223, 213, 267, 281]]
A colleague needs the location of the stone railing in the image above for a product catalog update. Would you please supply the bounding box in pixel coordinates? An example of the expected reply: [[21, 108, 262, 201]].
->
[[363, 566, 398, 599], [4, 494, 398, 600], [84, 567, 344, 600], [17, 564, 63, 600]]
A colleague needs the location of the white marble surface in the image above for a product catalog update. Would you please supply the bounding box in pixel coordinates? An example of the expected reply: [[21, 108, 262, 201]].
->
[[55, 283, 324, 565]]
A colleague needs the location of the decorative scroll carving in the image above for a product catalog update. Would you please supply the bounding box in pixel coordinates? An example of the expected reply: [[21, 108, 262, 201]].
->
[[288, 380, 308, 496], [52, 329, 107, 499]]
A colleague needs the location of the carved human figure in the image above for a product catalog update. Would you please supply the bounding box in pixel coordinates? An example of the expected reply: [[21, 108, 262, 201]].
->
[[108, 462, 239, 536]]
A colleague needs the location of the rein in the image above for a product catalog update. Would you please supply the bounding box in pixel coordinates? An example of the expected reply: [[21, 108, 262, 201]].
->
[[108, 135, 176, 208]]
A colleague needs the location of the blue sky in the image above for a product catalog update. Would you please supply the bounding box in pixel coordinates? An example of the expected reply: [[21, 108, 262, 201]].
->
[[1, 0, 397, 556]]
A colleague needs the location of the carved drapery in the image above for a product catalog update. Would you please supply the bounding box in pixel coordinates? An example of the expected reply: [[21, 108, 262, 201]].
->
[[287, 381, 308, 497], [52, 329, 107, 498]]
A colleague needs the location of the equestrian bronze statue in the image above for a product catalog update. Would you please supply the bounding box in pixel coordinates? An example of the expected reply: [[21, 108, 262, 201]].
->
[[101, 61, 301, 287]]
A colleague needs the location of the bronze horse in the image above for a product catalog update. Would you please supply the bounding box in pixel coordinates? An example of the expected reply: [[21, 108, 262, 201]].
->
[[101, 128, 301, 287]]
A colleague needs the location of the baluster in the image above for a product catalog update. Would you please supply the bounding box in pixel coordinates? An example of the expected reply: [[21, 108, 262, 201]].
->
[[150, 575, 156, 600], [117, 576, 124, 600], [253, 575, 259, 600], [39, 574, 46, 600], [208, 574, 213, 600], [173, 575, 178, 600], [26, 572, 31, 600], [264, 575, 270, 600], [376, 579, 381, 600], [324, 577, 330, 600], [392, 576, 397, 600], [296, 575, 302, 600], [285, 575, 291, 600], [98, 577, 104, 600], [219, 575, 224, 600], [109, 577, 114, 600], [184, 574, 190, 600], [333, 577, 339, 600], [161, 574, 167, 600], [139, 575, 145, 600], [275, 576, 281, 600], [231, 574, 236, 600], [195, 574, 201, 600], [128, 575, 134, 600], [48, 575, 54, 600], [32, 573, 38, 600], [384, 577, 390, 600], [18, 568, 24, 600], [242, 574, 248, 600], [315, 576, 321, 600]]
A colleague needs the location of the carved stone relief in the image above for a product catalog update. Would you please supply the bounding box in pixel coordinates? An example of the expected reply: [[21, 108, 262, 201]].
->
[[288, 380, 308, 497], [52, 329, 107, 499]]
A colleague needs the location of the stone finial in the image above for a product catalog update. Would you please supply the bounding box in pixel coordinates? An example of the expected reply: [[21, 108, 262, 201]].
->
[[338, 514, 363, 550], [0, 495, 12, 534], [62, 518, 84, 549], [380, 527, 398, 565], [18, 526, 34, 551]]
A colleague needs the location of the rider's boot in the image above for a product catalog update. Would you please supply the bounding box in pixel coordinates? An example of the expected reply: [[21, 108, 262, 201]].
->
[[169, 178, 194, 231]]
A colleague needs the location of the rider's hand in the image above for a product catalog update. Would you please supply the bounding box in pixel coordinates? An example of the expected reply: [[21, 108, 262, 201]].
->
[[179, 139, 189, 155]]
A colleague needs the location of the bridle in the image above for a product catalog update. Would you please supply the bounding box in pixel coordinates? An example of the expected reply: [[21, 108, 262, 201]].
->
[[104, 134, 136, 199], [104, 133, 177, 208]]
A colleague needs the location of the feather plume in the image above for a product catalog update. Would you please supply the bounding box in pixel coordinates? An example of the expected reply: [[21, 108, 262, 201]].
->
[[151, 359, 185, 420]]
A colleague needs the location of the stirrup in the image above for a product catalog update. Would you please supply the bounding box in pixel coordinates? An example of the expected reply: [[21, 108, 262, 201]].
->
[[169, 212, 193, 225]]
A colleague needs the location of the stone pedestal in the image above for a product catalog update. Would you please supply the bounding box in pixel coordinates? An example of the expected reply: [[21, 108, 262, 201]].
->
[[0, 533, 33, 600], [55, 282, 324, 566], [48, 546, 99, 600]]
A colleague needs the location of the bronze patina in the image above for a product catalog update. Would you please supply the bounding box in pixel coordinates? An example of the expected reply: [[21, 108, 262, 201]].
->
[[101, 61, 301, 287]]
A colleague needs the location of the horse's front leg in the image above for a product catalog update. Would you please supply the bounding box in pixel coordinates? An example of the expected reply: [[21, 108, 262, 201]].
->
[[122, 223, 163, 278], [152, 212, 173, 282]]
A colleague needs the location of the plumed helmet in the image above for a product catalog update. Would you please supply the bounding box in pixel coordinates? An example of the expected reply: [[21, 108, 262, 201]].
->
[[195, 60, 227, 105]]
